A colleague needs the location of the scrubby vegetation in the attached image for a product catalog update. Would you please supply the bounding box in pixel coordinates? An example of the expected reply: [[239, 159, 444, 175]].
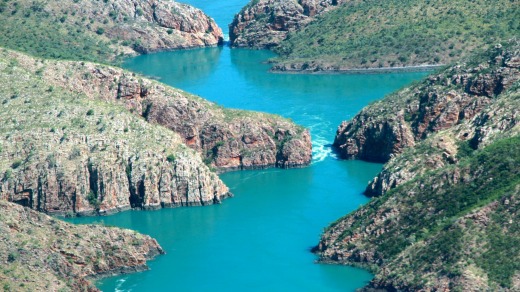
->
[[0, 0, 117, 63], [273, 0, 520, 70]]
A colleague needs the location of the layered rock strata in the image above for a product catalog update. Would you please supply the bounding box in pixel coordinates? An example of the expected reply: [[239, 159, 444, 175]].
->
[[316, 42, 520, 291], [0, 200, 164, 291], [0, 49, 230, 215], [21, 53, 312, 171], [333, 42, 520, 195], [229, 0, 344, 48], [0, 49, 311, 215]]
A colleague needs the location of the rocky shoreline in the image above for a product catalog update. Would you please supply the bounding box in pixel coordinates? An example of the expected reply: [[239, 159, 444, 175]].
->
[[0, 200, 165, 291], [316, 41, 520, 291]]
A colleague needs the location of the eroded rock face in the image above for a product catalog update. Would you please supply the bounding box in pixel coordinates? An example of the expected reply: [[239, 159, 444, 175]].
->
[[0, 200, 164, 291], [334, 42, 519, 188], [0, 49, 311, 215], [0, 50, 230, 215], [45, 0, 223, 54], [316, 136, 520, 291], [229, 0, 344, 48], [27, 55, 312, 172]]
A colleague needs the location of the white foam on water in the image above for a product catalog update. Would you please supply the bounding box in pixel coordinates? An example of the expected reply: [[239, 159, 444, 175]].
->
[[311, 137, 332, 164], [115, 278, 129, 292], [223, 33, 230, 42]]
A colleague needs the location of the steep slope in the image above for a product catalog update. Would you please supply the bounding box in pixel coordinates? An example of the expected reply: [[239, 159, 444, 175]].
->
[[0, 48, 231, 215], [0, 0, 223, 63], [334, 41, 519, 196], [315, 42, 520, 291], [316, 136, 520, 291], [229, 0, 345, 48], [231, 0, 519, 72], [334, 42, 519, 161], [0, 200, 164, 291], [0, 48, 311, 215]]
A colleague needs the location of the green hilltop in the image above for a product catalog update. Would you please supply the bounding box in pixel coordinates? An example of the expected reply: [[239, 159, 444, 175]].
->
[[272, 0, 519, 71]]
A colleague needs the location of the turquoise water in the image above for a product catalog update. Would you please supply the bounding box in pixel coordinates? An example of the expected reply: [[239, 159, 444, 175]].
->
[[68, 1, 429, 291]]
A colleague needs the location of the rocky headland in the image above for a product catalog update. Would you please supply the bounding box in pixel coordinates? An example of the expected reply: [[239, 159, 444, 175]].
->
[[0, 200, 164, 291], [229, 0, 344, 49], [0, 0, 223, 63], [315, 41, 520, 290], [0, 48, 311, 215], [333, 42, 519, 195], [230, 0, 518, 72]]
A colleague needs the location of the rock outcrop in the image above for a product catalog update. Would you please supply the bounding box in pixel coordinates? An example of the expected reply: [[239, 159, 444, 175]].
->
[[20, 52, 312, 172], [0, 0, 223, 63], [316, 42, 520, 291], [0, 49, 230, 215], [333, 42, 520, 195], [230, 0, 518, 73], [229, 0, 344, 48], [316, 136, 520, 291], [0, 200, 164, 291], [0, 49, 311, 215]]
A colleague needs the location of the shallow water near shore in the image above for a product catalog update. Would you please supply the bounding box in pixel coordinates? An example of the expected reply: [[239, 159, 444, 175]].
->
[[68, 1, 428, 290]]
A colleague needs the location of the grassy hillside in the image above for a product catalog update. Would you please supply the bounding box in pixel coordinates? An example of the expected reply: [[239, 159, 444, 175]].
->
[[0, 0, 222, 64], [272, 0, 519, 71], [0, 200, 163, 291], [316, 41, 520, 290], [319, 134, 520, 290]]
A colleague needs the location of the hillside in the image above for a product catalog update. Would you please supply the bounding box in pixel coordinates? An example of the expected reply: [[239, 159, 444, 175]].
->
[[0, 200, 164, 291], [0, 48, 311, 215], [315, 42, 520, 290], [0, 0, 223, 64], [231, 0, 519, 72]]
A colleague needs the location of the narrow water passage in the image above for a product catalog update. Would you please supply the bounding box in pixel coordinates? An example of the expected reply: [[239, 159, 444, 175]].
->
[[68, 1, 428, 291]]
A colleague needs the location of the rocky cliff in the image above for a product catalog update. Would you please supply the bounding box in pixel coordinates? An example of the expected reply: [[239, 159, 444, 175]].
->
[[22, 52, 312, 172], [0, 200, 164, 291], [0, 49, 230, 215], [231, 0, 518, 72], [316, 136, 520, 291], [334, 42, 519, 195], [0, 0, 223, 63], [229, 0, 344, 48], [316, 42, 520, 291], [0, 49, 311, 215]]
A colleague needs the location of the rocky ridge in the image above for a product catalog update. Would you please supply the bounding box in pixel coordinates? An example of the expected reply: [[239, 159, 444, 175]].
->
[[231, 0, 519, 72], [229, 0, 344, 48], [0, 48, 311, 215], [25, 52, 312, 172], [316, 42, 520, 291], [316, 136, 520, 291], [0, 200, 164, 291], [333, 42, 520, 195], [0, 49, 230, 215], [0, 0, 223, 63]]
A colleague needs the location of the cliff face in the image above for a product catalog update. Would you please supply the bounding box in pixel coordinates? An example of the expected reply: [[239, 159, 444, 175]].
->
[[0, 0, 223, 63], [0, 49, 311, 215], [231, 0, 518, 72], [317, 42, 520, 291], [0, 49, 230, 215], [24, 53, 312, 172], [73, 0, 224, 53], [229, 0, 344, 48], [316, 136, 520, 291], [0, 200, 164, 291], [333, 42, 520, 195]]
